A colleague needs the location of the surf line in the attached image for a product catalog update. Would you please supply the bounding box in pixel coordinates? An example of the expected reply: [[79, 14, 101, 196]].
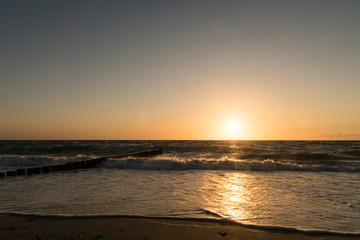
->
[[0, 148, 163, 178]]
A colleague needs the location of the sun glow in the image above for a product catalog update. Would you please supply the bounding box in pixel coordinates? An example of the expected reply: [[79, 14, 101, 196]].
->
[[227, 121, 239, 133], [224, 119, 243, 140]]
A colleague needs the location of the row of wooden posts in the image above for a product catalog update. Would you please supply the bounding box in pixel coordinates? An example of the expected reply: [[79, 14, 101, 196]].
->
[[0, 148, 163, 178]]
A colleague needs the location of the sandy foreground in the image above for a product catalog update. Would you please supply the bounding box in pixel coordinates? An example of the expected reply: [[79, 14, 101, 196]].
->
[[0, 214, 359, 240]]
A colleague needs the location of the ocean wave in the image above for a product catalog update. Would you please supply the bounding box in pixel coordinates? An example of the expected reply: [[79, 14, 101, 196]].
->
[[104, 157, 360, 172], [0, 154, 96, 167], [0, 140, 155, 156], [1, 140, 358, 162], [200, 209, 360, 236], [237, 151, 360, 162], [342, 150, 360, 156]]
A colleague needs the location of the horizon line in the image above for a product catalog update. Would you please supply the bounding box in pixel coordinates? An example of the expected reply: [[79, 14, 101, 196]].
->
[[1, 139, 359, 141]]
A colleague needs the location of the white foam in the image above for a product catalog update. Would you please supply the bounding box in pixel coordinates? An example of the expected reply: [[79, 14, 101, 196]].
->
[[103, 157, 360, 172]]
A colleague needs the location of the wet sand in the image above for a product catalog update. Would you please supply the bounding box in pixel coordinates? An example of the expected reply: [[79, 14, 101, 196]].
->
[[0, 214, 359, 240]]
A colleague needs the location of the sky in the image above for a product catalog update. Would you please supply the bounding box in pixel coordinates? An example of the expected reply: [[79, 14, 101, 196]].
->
[[1, 0, 360, 140]]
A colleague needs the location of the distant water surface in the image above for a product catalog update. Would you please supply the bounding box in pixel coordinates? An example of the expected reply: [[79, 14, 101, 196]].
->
[[0, 140, 359, 235]]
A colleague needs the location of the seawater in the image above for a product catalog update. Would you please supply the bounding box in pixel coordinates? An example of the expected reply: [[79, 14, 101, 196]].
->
[[0, 140, 359, 235]]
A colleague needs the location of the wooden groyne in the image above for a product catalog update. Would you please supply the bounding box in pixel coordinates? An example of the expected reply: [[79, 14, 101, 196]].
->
[[0, 148, 162, 178]]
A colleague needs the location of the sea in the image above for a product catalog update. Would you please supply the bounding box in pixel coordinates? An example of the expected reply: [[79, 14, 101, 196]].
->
[[0, 140, 359, 236]]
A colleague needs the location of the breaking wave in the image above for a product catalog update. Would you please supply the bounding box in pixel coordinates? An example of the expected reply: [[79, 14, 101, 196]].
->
[[103, 157, 360, 172]]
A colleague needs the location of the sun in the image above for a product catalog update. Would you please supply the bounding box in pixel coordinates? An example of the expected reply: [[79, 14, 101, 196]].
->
[[218, 116, 247, 140], [227, 121, 239, 133], [224, 120, 242, 140]]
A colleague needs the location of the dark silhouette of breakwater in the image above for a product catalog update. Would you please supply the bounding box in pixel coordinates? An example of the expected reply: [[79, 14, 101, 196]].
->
[[0, 148, 163, 178]]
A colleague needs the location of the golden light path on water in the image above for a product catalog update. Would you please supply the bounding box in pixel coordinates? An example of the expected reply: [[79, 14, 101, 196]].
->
[[217, 173, 249, 221], [202, 172, 259, 223]]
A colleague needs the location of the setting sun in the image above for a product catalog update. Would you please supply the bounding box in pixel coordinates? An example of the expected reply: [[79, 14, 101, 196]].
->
[[227, 121, 239, 133], [224, 119, 243, 140]]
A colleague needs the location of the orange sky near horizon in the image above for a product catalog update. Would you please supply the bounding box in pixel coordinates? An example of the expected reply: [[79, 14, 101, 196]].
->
[[1, 1, 360, 140]]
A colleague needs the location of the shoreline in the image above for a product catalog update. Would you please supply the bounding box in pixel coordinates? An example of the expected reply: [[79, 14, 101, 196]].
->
[[1, 214, 359, 240]]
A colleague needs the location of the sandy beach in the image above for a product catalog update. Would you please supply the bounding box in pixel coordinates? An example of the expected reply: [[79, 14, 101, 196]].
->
[[1, 214, 359, 240]]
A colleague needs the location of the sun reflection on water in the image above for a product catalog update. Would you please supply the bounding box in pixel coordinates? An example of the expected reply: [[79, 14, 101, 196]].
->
[[219, 173, 251, 221], [203, 172, 255, 222]]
